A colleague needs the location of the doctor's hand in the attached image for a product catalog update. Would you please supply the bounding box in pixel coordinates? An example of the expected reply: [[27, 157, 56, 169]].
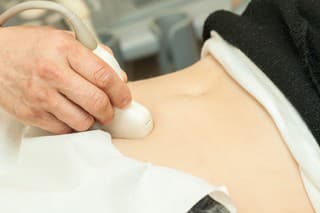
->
[[0, 26, 131, 134]]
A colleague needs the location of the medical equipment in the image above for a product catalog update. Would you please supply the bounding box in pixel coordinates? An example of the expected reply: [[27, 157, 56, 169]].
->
[[150, 12, 199, 73], [0, 1, 153, 139], [86, 0, 231, 62]]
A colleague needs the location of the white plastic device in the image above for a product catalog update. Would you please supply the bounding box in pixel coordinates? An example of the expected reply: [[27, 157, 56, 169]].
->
[[93, 46, 153, 139], [0, 1, 153, 139]]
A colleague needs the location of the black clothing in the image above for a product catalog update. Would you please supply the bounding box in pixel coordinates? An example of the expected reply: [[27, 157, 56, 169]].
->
[[203, 0, 320, 145]]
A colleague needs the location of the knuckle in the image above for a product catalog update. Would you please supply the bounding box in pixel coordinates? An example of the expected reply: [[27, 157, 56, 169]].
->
[[74, 114, 94, 131], [46, 30, 74, 55], [94, 65, 114, 88], [37, 60, 63, 82], [37, 89, 52, 104], [50, 30, 72, 52], [27, 86, 52, 105], [92, 92, 110, 112]]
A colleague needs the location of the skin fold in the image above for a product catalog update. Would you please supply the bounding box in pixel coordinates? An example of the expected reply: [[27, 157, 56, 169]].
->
[[113, 55, 314, 213]]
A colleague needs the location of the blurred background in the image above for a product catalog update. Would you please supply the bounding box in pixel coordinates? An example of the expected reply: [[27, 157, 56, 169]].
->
[[0, 0, 250, 81]]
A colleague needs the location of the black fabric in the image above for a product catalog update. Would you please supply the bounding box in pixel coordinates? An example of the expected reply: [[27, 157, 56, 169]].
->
[[187, 195, 230, 213], [203, 0, 320, 145]]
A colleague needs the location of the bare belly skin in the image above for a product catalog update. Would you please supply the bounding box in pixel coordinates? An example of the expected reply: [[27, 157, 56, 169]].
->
[[113, 56, 314, 212]]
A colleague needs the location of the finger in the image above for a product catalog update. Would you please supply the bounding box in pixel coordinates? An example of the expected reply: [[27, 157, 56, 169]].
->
[[19, 107, 72, 134], [36, 113, 72, 134], [67, 42, 132, 108], [46, 91, 95, 132], [11, 98, 72, 134], [38, 114, 72, 134], [100, 44, 114, 55], [58, 69, 114, 124], [121, 70, 128, 82], [100, 45, 128, 82]]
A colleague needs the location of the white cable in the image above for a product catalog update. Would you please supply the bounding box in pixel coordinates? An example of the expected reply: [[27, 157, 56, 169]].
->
[[0, 1, 97, 50]]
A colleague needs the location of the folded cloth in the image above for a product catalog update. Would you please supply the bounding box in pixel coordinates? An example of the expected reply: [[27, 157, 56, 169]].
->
[[0, 109, 235, 213], [203, 0, 320, 145]]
